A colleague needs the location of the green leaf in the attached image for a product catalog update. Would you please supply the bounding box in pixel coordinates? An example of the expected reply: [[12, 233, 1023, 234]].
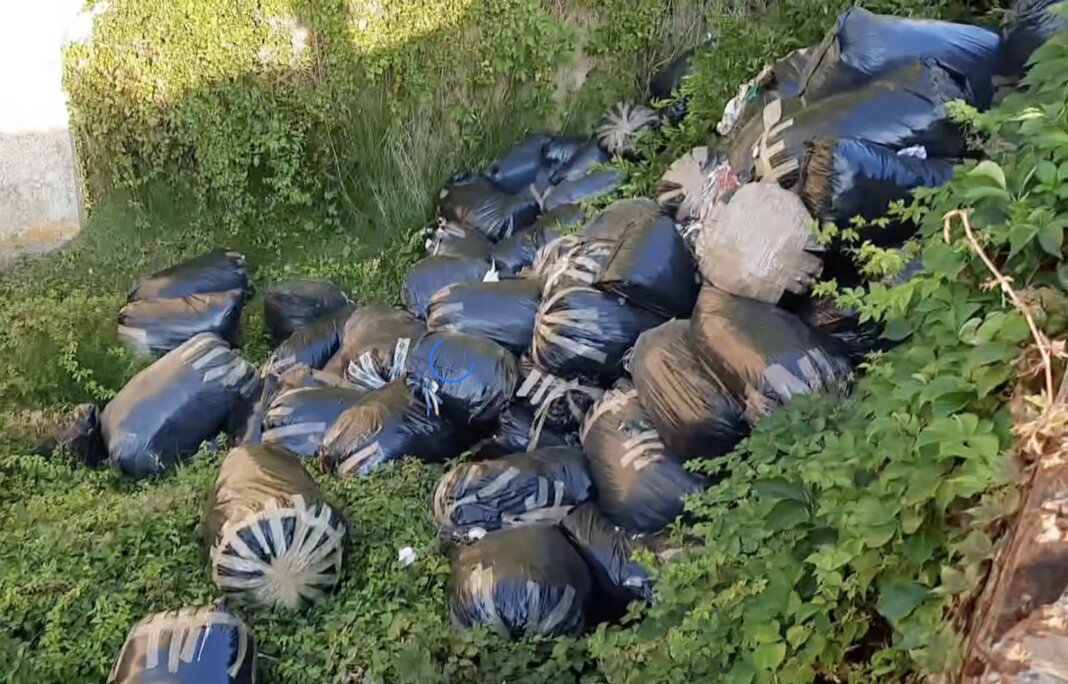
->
[[753, 479, 807, 503], [1039, 221, 1065, 255], [876, 580, 929, 620], [1035, 160, 1058, 185], [969, 160, 1007, 189], [750, 621, 781, 644], [882, 317, 913, 342], [765, 499, 810, 531], [753, 642, 787, 671], [786, 625, 810, 649]]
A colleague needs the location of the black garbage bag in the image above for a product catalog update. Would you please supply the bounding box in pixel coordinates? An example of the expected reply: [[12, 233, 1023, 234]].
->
[[559, 503, 654, 622], [262, 305, 352, 380], [583, 197, 661, 241], [404, 332, 519, 424], [656, 147, 733, 223], [402, 255, 492, 320], [107, 603, 256, 684], [433, 446, 593, 535], [332, 303, 424, 390], [730, 59, 974, 186], [102, 333, 258, 480], [1000, 0, 1068, 77], [718, 46, 817, 138], [35, 403, 108, 467], [439, 173, 540, 241], [320, 381, 467, 476], [485, 133, 554, 193], [543, 136, 592, 171], [794, 294, 885, 363], [550, 142, 610, 184], [798, 137, 955, 231], [472, 403, 577, 459], [581, 384, 706, 533], [630, 320, 749, 461], [127, 249, 249, 302], [426, 279, 541, 354], [261, 385, 367, 457], [515, 355, 603, 432], [540, 237, 617, 297], [491, 205, 584, 276], [531, 286, 664, 382], [798, 7, 1000, 107], [202, 444, 348, 610], [690, 286, 853, 423], [264, 279, 350, 344], [449, 524, 592, 638], [591, 205, 699, 318], [426, 221, 493, 260], [541, 169, 626, 213], [118, 289, 245, 356], [596, 103, 659, 158]]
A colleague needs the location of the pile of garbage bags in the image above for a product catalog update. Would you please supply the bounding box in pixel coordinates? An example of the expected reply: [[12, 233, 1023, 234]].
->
[[89, 2, 1062, 672]]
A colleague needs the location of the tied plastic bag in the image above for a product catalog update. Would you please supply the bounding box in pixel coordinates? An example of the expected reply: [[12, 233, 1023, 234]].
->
[[439, 173, 539, 241], [656, 147, 740, 223], [449, 524, 592, 638], [515, 356, 603, 432], [485, 133, 554, 193], [559, 503, 654, 621], [107, 604, 256, 684], [491, 205, 584, 276], [596, 103, 659, 157], [127, 249, 249, 302], [262, 386, 367, 457], [118, 289, 245, 356], [581, 384, 706, 533], [426, 279, 541, 354], [730, 59, 974, 186], [583, 197, 661, 241], [433, 446, 593, 535], [262, 305, 352, 380], [102, 333, 258, 480], [696, 182, 824, 305], [426, 220, 493, 260], [35, 403, 108, 467], [202, 444, 348, 610], [630, 320, 749, 461], [797, 7, 1001, 107], [472, 404, 577, 459], [690, 286, 853, 423], [1000, 0, 1068, 77], [540, 237, 617, 298], [798, 137, 955, 233], [263, 279, 350, 343], [402, 256, 491, 320], [332, 304, 424, 390], [404, 332, 519, 424], [531, 286, 664, 382], [591, 204, 699, 318], [320, 381, 467, 477]]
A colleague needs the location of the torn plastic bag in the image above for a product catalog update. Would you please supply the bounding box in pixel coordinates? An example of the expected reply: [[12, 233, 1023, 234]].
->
[[433, 446, 593, 535], [596, 103, 658, 158], [439, 173, 539, 241], [126, 249, 249, 302], [798, 137, 955, 231], [531, 286, 664, 382], [118, 289, 245, 356], [491, 205, 583, 276], [449, 524, 592, 638], [580, 384, 705, 533], [102, 333, 258, 480], [1000, 0, 1068, 77], [515, 356, 603, 432], [798, 7, 1000, 108], [583, 197, 662, 241], [559, 503, 654, 621], [717, 46, 815, 137], [656, 147, 741, 223], [264, 279, 350, 344], [795, 294, 885, 363], [695, 183, 824, 304], [107, 604, 256, 684], [540, 169, 626, 214], [320, 381, 467, 476], [203, 444, 348, 610], [331, 303, 424, 390], [729, 59, 973, 186], [591, 205, 699, 318], [35, 403, 108, 467], [630, 320, 748, 461], [486, 133, 553, 193], [262, 305, 352, 380], [262, 385, 367, 457], [426, 279, 541, 354], [404, 332, 519, 425], [426, 221, 493, 260], [402, 255, 491, 320], [690, 286, 853, 423], [472, 404, 577, 460]]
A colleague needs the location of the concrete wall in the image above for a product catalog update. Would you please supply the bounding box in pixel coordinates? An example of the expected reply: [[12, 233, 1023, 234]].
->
[[0, 1, 94, 264]]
